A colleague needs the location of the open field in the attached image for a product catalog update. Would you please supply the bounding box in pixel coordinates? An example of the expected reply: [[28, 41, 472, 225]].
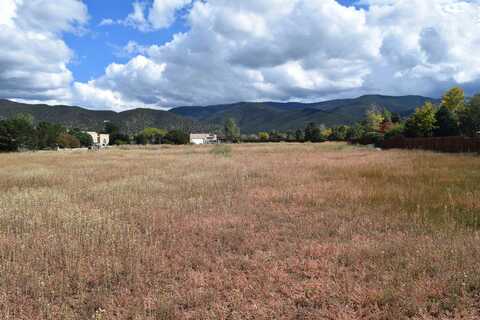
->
[[1, 143, 480, 319]]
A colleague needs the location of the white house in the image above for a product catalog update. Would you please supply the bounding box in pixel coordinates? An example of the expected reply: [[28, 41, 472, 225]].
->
[[190, 133, 218, 145], [87, 132, 110, 147]]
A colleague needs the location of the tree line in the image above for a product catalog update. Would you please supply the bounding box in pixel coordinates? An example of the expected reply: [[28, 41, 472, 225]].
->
[[235, 87, 480, 145], [1, 86, 479, 152], [0, 114, 93, 152], [346, 87, 480, 145], [0, 116, 195, 152], [106, 123, 190, 146]]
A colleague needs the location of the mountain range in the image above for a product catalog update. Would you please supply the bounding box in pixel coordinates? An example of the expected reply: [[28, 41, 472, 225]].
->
[[0, 95, 439, 134]]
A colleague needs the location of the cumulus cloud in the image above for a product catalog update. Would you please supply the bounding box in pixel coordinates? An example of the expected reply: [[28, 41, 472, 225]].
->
[[358, 0, 480, 96], [0, 0, 87, 102], [77, 0, 382, 109], [102, 0, 192, 32], [4, 0, 480, 110], [77, 0, 480, 110], [71, 56, 167, 110], [149, 0, 192, 29]]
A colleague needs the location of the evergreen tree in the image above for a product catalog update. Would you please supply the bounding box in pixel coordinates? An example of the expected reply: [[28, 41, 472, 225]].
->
[[434, 105, 460, 137], [304, 122, 325, 142], [37, 122, 66, 149], [459, 94, 480, 137], [0, 114, 36, 151], [295, 129, 304, 142]]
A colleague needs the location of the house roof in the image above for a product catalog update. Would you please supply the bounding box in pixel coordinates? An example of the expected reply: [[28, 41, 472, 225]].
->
[[190, 133, 216, 139]]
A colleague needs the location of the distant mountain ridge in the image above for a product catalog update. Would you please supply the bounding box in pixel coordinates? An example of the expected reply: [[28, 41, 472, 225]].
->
[[170, 95, 439, 132], [0, 99, 196, 134], [0, 95, 439, 134]]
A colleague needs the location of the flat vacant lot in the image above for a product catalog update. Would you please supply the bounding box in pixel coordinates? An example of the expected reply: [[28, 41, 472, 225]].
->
[[1, 143, 479, 319]]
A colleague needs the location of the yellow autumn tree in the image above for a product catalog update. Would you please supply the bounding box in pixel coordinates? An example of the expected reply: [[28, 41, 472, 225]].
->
[[441, 87, 465, 113]]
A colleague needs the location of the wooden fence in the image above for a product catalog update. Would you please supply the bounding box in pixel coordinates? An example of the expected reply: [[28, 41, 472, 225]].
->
[[379, 136, 480, 153]]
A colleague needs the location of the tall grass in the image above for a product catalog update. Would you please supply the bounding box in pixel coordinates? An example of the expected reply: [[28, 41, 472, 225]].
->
[[0, 143, 479, 319], [209, 144, 232, 157]]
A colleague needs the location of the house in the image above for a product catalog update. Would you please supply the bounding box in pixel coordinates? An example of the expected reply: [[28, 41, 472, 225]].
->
[[87, 132, 110, 147], [190, 133, 218, 145]]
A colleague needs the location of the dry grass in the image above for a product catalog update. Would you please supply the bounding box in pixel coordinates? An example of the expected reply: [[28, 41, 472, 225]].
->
[[0, 143, 479, 319]]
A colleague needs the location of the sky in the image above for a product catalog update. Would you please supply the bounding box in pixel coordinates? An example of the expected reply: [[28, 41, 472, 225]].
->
[[1, 0, 480, 111]]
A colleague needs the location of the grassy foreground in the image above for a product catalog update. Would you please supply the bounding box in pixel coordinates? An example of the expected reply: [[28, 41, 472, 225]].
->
[[0, 143, 479, 319]]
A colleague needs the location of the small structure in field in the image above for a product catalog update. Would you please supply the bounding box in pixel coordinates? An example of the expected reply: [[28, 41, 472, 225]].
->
[[190, 133, 218, 145], [87, 132, 110, 147]]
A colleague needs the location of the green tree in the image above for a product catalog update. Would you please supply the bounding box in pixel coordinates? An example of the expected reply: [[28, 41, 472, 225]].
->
[[391, 112, 401, 123], [0, 114, 36, 151], [269, 130, 287, 141], [459, 94, 480, 137], [330, 125, 350, 141], [104, 121, 120, 134], [304, 122, 325, 143], [382, 108, 392, 123], [110, 133, 130, 145], [285, 131, 296, 141], [365, 108, 385, 132], [135, 133, 148, 145], [37, 122, 66, 149], [404, 102, 437, 137], [224, 118, 240, 143], [441, 87, 465, 113], [104, 122, 130, 145], [434, 105, 460, 137], [258, 132, 269, 141], [0, 120, 18, 151], [142, 127, 167, 144], [295, 129, 304, 142], [346, 123, 366, 141], [69, 128, 94, 147], [384, 123, 405, 140], [163, 129, 189, 145]]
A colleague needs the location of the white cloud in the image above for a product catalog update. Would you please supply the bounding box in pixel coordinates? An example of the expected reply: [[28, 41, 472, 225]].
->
[[149, 0, 192, 29], [71, 56, 167, 110], [102, 0, 192, 32], [124, 1, 150, 31], [0, 0, 87, 102], [4, 0, 480, 111], [99, 18, 115, 26], [80, 0, 480, 110], [361, 0, 480, 96], [78, 0, 382, 109]]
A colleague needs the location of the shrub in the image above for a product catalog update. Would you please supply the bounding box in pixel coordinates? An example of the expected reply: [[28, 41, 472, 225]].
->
[[57, 133, 81, 148]]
